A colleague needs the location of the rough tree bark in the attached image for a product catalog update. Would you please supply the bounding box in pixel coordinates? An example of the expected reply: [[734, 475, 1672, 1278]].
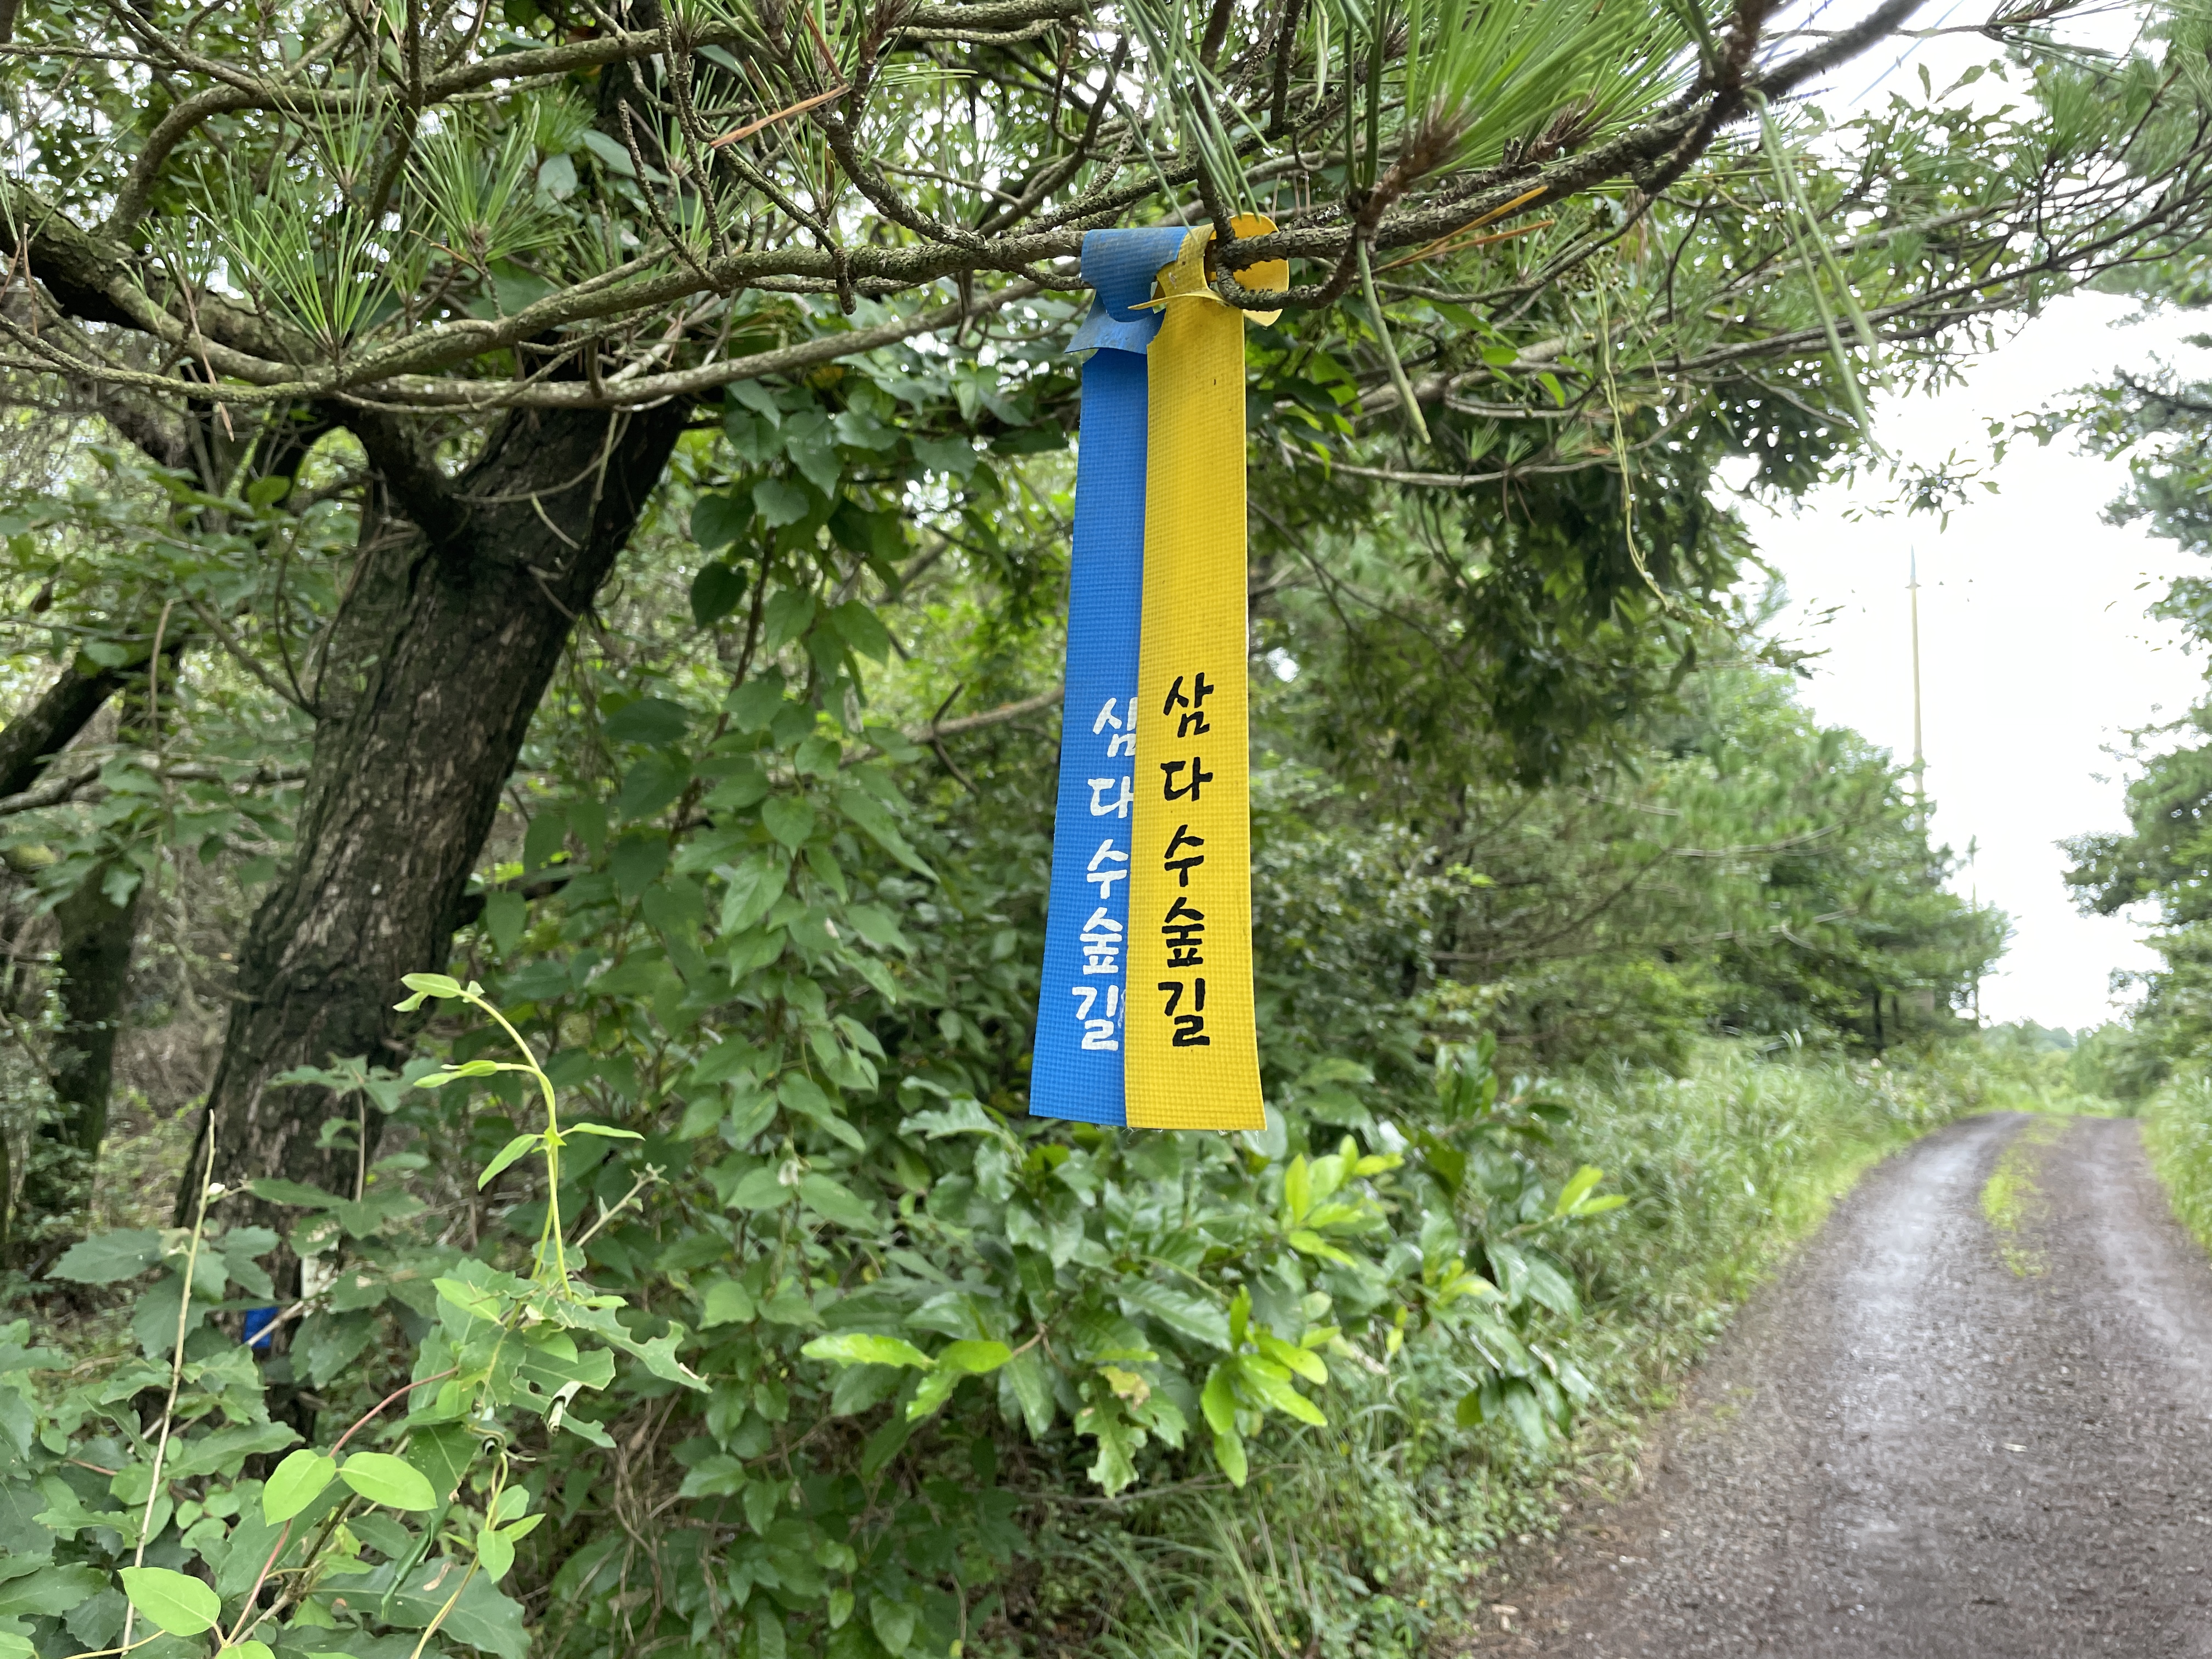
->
[[185, 401, 690, 1222]]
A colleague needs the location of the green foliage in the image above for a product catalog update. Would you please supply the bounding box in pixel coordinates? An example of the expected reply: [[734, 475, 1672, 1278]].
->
[[2143, 1074, 2212, 1252], [1003, 1039, 1996, 1656], [5, 969, 1643, 1659]]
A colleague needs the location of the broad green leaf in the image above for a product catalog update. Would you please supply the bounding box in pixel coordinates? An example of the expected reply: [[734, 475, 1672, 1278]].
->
[[118, 1567, 220, 1635], [1255, 1332, 1328, 1385], [691, 560, 747, 625], [753, 478, 811, 529], [797, 1172, 877, 1231], [802, 1333, 933, 1369], [835, 785, 934, 878], [249, 1177, 343, 1210], [476, 1525, 516, 1582], [338, 1452, 438, 1511], [869, 1597, 918, 1657], [405, 1423, 478, 1505], [47, 1229, 162, 1284], [1500, 1379, 1549, 1451], [936, 1339, 1012, 1374], [262, 1449, 338, 1523], [906, 1365, 963, 1420], [0, 1565, 107, 1619], [603, 697, 691, 747], [1522, 1256, 1581, 1317], [1119, 1282, 1230, 1350], [700, 1278, 757, 1327], [1235, 1355, 1328, 1425], [395, 972, 466, 1011], [761, 797, 816, 850]]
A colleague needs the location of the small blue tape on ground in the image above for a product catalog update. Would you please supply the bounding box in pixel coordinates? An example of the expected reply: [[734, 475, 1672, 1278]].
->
[[1028, 227, 1188, 1125]]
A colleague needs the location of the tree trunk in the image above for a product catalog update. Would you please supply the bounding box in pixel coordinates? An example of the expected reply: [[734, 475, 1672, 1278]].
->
[[18, 865, 140, 1236], [188, 403, 690, 1221]]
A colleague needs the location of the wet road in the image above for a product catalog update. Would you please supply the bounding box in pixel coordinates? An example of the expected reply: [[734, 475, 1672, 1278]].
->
[[1483, 1113, 2212, 1657]]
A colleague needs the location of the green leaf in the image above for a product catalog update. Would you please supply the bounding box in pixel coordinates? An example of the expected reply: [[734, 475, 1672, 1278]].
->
[[118, 1567, 220, 1635], [753, 477, 811, 529], [615, 752, 688, 821], [729, 1166, 793, 1210], [904, 1366, 964, 1420], [396, 972, 466, 1011], [801, 1333, 933, 1369], [476, 1525, 516, 1582], [761, 797, 816, 850], [797, 1172, 877, 1231], [1255, 1332, 1328, 1385], [1553, 1164, 1605, 1216], [700, 1277, 756, 1327], [1521, 1256, 1579, 1317], [778, 1074, 863, 1150], [478, 1132, 542, 1188], [869, 1597, 918, 1657], [0, 1565, 107, 1619], [1212, 1427, 1249, 1487], [1500, 1379, 1549, 1451], [481, 889, 527, 955], [368, 1562, 528, 1659], [567, 1122, 644, 1141], [938, 1339, 1013, 1374], [827, 601, 892, 663], [691, 560, 748, 625], [718, 854, 787, 934], [1200, 1364, 1238, 1435], [405, 1423, 479, 1505], [262, 1449, 339, 1523], [233, 1643, 274, 1659], [1119, 1281, 1231, 1350], [47, 1229, 161, 1284], [603, 697, 691, 747], [1235, 1355, 1328, 1425], [836, 786, 934, 878], [690, 492, 751, 552], [338, 1452, 438, 1511], [1455, 1386, 1487, 1430], [248, 1178, 343, 1210]]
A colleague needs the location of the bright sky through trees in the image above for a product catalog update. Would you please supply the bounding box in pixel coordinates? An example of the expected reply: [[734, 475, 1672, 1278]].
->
[[1752, 297, 2210, 1030]]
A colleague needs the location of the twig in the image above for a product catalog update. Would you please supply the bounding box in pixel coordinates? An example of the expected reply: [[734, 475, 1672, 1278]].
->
[[120, 1126, 218, 1652]]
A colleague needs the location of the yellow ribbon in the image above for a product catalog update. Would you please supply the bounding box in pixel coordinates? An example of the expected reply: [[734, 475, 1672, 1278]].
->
[[1124, 216, 1281, 1132]]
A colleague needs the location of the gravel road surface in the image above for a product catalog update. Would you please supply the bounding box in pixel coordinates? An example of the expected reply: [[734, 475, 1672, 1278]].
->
[[1477, 1112, 2212, 1657]]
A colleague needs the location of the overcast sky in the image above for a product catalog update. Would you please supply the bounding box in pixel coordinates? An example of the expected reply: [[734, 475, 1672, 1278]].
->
[[1716, 3, 2211, 1032], [1741, 294, 2210, 1031]]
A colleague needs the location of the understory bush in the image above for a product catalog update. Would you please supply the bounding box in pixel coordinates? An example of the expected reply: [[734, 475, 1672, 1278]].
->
[[2, 1004, 2010, 1659], [1020, 1038, 2005, 1657]]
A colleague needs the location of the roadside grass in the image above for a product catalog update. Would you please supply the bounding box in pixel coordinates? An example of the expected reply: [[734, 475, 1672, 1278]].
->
[[1018, 1036, 2031, 1659], [2142, 1074, 2212, 1253]]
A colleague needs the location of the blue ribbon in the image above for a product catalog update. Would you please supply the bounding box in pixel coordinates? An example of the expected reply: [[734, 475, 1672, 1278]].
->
[[1028, 226, 1189, 1125]]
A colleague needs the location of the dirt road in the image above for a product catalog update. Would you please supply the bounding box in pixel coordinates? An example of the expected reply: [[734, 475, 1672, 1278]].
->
[[1481, 1113, 2212, 1657]]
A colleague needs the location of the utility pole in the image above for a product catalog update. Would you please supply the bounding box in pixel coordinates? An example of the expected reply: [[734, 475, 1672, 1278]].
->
[[1909, 549, 1927, 833]]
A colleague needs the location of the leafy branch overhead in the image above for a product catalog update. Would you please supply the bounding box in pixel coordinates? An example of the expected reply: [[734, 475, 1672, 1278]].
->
[[8, 0, 2211, 423]]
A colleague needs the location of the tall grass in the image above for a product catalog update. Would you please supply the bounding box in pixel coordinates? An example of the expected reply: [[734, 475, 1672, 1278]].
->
[[2142, 1073, 2212, 1250], [1012, 1037, 2050, 1659]]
